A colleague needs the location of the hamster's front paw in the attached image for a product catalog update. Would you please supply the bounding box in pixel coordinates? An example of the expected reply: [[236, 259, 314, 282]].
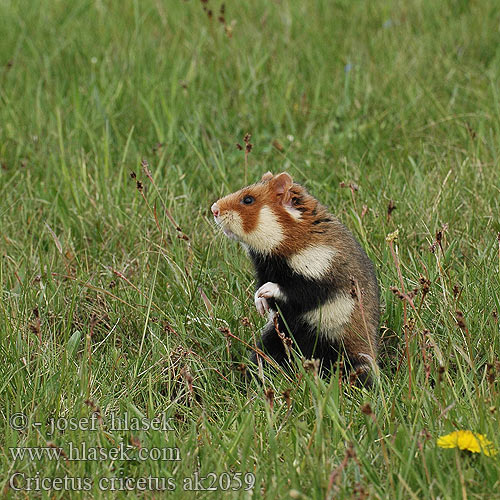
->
[[256, 282, 284, 300], [254, 296, 269, 316], [254, 282, 284, 316]]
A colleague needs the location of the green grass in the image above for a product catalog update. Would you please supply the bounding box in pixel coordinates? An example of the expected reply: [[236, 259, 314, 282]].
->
[[1, 0, 500, 498]]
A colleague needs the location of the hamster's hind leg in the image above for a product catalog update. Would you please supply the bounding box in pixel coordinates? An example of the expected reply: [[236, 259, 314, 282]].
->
[[341, 314, 378, 388]]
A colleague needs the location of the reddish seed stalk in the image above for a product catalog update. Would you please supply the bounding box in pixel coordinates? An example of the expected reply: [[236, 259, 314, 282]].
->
[[387, 235, 412, 398], [237, 133, 252, 184], [224, 329, 294, 384], [325, 443, 356, 498], [273, 313, 293, 363], [244, 149, 248, 185]]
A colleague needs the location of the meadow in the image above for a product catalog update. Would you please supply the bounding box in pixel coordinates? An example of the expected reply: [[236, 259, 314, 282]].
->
[[1, 0, 500, 498]]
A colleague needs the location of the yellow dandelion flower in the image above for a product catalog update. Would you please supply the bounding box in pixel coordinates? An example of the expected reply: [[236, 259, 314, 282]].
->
[[437, 430, 497, 456]]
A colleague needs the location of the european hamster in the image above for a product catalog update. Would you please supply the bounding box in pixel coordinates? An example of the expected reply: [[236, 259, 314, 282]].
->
[[211, 172, 379, 385]]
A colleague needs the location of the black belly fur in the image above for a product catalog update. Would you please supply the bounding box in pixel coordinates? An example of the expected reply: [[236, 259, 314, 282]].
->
[[248, 251, 346, 374]]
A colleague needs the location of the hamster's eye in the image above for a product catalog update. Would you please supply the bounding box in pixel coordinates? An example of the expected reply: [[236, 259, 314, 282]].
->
[[242, 195, 255, 205]]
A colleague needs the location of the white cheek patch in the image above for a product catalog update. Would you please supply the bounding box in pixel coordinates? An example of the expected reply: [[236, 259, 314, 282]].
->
[[303, 292, 355, 342], [218, 210, 244, 240], [244, 205, 284, 254], [288, 245, 337, 280]]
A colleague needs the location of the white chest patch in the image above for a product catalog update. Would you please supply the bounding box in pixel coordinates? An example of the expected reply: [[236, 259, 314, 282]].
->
[[303, 292, 355, 341], [288, 245, 337, 280], [244, 205, 284, 254]]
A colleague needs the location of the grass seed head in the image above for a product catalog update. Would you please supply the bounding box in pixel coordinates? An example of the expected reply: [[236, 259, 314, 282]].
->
[[240, 316, 252, 327], [360, 403, 373, 416], [438, 365, 445, 383], [455, 310, 466, 330], [235, 363, 247, 375], [387, 200, 396, 219], [264, 388, 274, 410], [282, 389, 292, 408]]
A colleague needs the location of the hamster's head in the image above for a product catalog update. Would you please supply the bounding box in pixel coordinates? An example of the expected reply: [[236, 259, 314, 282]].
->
[[211, 171, 310, 255]]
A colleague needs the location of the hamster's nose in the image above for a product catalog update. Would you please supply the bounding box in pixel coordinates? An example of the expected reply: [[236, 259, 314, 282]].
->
[[211, 203, 220, 217]]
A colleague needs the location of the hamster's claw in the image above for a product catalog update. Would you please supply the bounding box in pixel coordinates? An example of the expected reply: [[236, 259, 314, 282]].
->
[[254, 296, 269, 316], [254, 282, 283, 316]]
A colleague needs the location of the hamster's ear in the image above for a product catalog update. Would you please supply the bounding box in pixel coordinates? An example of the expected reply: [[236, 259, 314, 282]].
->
[[261, 171, 274, 182], [271, 172, 293, 196]]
